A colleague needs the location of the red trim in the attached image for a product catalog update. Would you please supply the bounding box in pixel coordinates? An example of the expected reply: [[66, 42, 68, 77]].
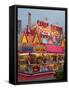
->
[[18, 72, 55, 81]]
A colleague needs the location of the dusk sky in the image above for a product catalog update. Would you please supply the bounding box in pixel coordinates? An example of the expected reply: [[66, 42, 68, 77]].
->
[[18, 8, 65, 32]]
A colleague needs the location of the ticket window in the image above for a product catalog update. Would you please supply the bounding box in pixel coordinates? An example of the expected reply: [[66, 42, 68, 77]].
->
[[45, 55, 51, 64], [52, 55, 57, 63], [57, 55, 64, 63], [19, 60, 28, 65]]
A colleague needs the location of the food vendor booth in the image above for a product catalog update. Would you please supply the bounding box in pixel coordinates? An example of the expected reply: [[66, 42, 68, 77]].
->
[[18, 44, 64, 81]]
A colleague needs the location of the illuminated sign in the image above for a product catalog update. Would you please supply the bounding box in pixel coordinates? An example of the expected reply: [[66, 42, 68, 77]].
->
[[34, 45, 47, 52], [22, 46, 33, 52]]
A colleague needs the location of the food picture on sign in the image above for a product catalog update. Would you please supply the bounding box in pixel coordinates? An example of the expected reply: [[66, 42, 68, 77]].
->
[[17, 8, 65, 82]]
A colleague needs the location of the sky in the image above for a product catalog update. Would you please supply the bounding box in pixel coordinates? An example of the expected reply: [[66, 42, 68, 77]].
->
[[18, 8, 65, 32]]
